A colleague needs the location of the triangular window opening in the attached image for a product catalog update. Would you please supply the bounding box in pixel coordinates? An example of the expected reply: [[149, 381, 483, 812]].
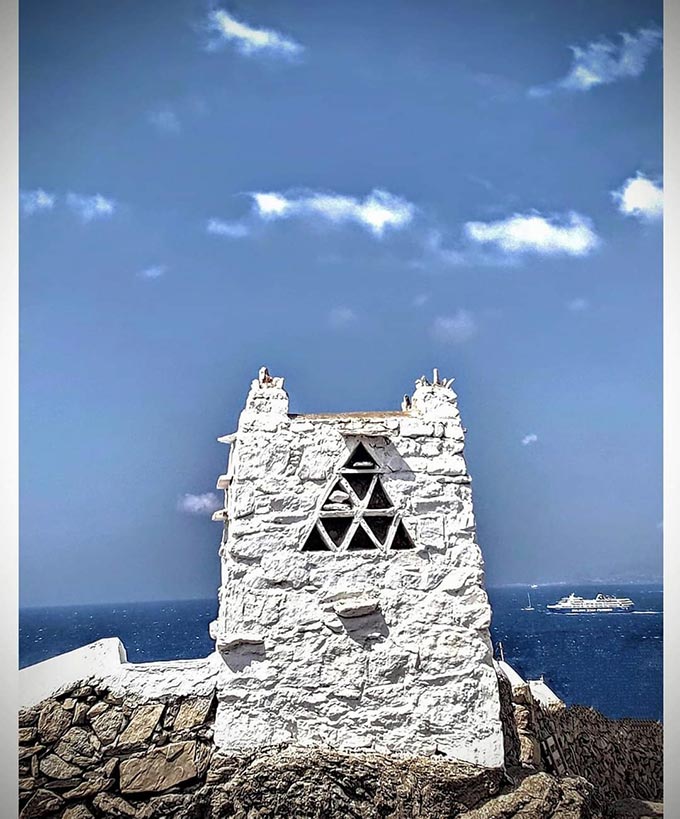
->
[[344, 472, 373, 500], [302, 525, 332, 552], [367, 479, 392, 510], [303, 440, 416, 554], [347, 524, 378, 551], [364, 515, 393, 545], [320, 517, 353, 548], [391, 520, 416, 550], [344, 442, 377, 470], [322, 480, 354, 511]]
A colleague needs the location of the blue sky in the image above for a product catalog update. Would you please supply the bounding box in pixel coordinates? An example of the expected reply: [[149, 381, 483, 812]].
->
[[20, 0, 663, 606]]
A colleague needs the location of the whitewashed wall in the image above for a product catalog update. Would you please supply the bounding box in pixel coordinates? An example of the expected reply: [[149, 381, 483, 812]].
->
[[210, 370, 504, 768]]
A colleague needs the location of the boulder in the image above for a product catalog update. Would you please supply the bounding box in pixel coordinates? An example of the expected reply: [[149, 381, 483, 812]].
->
[[119, 741, 199, 794]]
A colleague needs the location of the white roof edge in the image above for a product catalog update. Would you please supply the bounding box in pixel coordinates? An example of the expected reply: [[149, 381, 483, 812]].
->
[[495, 659, 528, 689], [19, 637, 128, 709]]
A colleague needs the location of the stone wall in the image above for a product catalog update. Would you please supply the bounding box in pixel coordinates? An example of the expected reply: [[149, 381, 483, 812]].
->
[[19, 681, 606, 819], [209, 369, 504, 767], [535, 705, 663, 806]]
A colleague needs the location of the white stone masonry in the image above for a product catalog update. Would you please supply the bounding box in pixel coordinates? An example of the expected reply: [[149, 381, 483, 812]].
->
[[210, 368, 504, 768]]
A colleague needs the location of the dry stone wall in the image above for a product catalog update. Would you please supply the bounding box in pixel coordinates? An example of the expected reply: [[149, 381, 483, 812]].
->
[[19, 681, 607, 819], [209, 369, 504, 767]]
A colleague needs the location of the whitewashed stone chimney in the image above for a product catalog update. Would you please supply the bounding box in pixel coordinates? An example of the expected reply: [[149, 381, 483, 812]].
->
[[209, 368, 504, 768]]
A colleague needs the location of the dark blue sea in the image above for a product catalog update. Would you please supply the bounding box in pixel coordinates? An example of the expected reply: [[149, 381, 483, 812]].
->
[[19, 583, 662, 721]]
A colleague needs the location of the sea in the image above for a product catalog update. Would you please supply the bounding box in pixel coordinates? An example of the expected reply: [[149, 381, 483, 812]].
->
[[19, 582, 663, 722]]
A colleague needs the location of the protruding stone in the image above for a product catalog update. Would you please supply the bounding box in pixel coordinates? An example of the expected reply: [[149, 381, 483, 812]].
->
[[173, 696, 214, 732], [92, 792, 137, 817], [20, 789, 65, 818], [54, 727, 101, 768], [37, 700, 72, 743], [117, 703, 164, 749], [62, 806, 95, 819], [119, 741, 199, 794], [39, 754, 82, 780], [89, 708, 126, 744]]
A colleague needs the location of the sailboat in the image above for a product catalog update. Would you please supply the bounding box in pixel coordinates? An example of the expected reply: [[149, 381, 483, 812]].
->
[[521, 592, 535, 611]]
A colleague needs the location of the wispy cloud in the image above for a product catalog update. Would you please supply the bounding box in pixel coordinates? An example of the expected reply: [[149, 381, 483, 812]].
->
[[530, 25, 662, 96], [206, 218, 250, 238], [250, 188, 416, 237], [413, 293, 430, 308], [139, 265, 167, 280], [521, 433, 538, 446], [206, 9, 303, 59], [567, 297, 589, 312], [148, 108, 181, 134], [431, 311, 477, 343], [328, 307, 357, 328], [66, 193, 116, 222], [177, 492, 222, 515], [611, 172, 663, 221], [464, 211, 599, 257], [20, 188, 56, 215]]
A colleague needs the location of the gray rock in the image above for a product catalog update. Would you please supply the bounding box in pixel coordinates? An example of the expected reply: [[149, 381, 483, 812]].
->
[[54, 727, 101, 768], [62, 806, 95, 819], [119, 741, 199, 794], [173, 696, 213, 732], [19, 788, 65, 818], [37, 699, 72, 744], [86, 701, 109, 719], [90, 707, 126, 744], [19, 727, 37, 744], [63, 777, 114, 800], [39, 753, 82, 780], [117, 703, 164, 748], [92, 792, 138, 817]]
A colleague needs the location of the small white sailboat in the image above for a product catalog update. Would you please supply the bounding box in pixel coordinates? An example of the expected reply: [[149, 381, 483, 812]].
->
[[521, 592, 535, 611]]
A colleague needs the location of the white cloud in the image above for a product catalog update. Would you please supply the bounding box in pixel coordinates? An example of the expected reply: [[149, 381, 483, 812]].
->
[[177, 492, 222, 515], [148, 108, 181, 134], [413, 293, 430, 308], [530, 26, 661, 96], [521, 433, 538, 446], [329, 307, 357, 328], [431, 311, 477, 343], [250, 188, 416, 237], [66, 193, 116, 222], [464, 211, 599, 257], [139, 265, 166, 279], [207, 9, 303, 58], [206, 218, 250, 238], [20, 189, 56, 215], [567, 297, 589, 312], [611, 172, 663, 221]]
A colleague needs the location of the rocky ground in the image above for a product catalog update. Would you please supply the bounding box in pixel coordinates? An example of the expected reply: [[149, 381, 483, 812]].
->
[[18, 680, 660, 818]]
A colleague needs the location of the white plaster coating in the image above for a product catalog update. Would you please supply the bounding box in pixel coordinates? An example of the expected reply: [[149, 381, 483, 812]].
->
[[20, 369, 505, 769], [528, 678, 564, 708], [211, 368, 505, 767]]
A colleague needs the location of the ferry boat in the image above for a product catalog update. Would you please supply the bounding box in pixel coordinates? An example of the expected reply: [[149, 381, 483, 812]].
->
[[546, 592, 634, 614]]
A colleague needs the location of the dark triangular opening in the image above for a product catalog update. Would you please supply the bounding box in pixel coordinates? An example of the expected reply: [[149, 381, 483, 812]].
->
[[344, 442, 377, 470], [302, 525, 332, 552], [346, 524, 378, 551], [367, 479, 392, 510], [391, 520, 415, 550], [322, 480, 353, 510], [364, 515, 393, 544], [344, 472, 373, 500], [320, 517, 353, 548]]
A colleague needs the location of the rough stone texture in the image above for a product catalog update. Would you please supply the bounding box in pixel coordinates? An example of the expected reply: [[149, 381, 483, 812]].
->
[[118, 704, 164, 749], [119, 741, 199, 794], [210, 369, 504, 767], [37, 699, 72, 743], [17, 681, 662, 818]]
